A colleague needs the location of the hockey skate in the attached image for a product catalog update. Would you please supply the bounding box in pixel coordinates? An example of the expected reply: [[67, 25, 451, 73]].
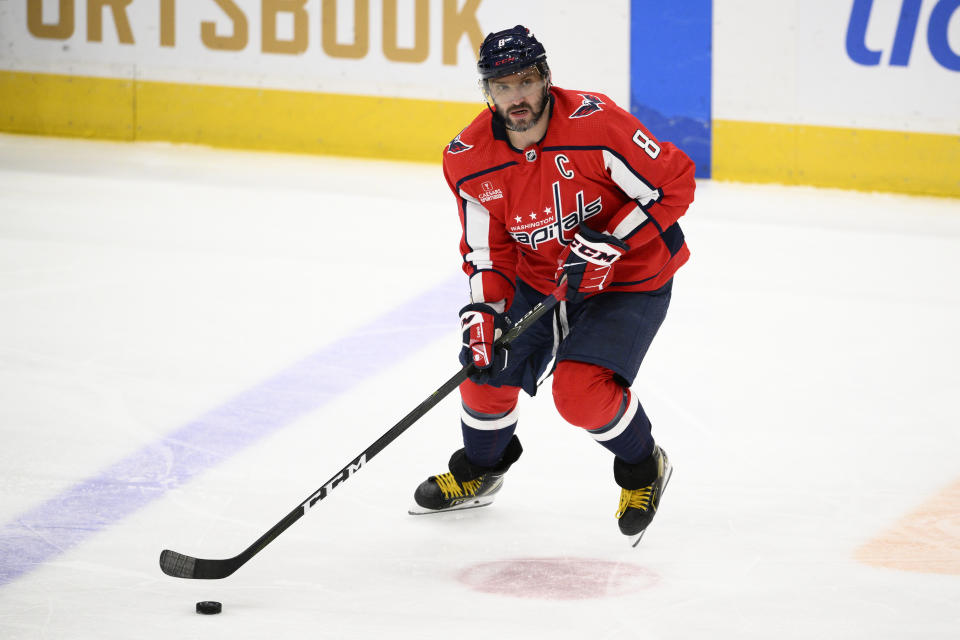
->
[[615, 445, 672, 547], [409, 436, 522, 515]]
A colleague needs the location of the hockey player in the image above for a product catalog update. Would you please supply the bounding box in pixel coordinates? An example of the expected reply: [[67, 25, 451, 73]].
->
[[410, 25, 696, 544]]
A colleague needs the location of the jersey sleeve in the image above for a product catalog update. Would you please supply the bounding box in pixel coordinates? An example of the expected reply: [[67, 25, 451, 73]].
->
[[443, 159, 518, 310], [594, 104, 696, 251]]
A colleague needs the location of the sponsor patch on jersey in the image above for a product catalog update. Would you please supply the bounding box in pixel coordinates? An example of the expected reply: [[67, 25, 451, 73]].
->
[[447, 132, 473, 154], [569, 94, 604, 119], [479, 180, 503, 202]]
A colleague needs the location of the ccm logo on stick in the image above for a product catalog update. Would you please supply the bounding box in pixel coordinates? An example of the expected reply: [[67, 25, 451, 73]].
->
[[300, 454, 367, 513]]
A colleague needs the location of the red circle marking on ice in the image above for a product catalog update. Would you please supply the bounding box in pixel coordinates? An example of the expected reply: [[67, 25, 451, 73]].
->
[[456, 557, 659, 600]]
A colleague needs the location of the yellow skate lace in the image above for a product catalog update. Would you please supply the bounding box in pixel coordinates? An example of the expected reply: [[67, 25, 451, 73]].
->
[[434, 473, 483, 500], [616, 486, 654, 518]]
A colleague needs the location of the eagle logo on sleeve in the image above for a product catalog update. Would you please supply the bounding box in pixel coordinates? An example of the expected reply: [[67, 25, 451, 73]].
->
[[569, 94, 604, 119], [447, 132, 474, 154]]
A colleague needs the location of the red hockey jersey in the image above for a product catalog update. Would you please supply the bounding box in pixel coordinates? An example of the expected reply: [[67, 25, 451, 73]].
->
[[443, 86, 696, 309]]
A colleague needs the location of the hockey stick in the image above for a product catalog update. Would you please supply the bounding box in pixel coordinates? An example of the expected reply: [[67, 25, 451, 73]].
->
[[159, 280, 567, 579]]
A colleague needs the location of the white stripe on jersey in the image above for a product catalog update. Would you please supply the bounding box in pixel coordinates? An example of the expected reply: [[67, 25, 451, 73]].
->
[[460, 188, 494, 302], [610, 206, 649, 240], [603, 150, 661, 205], [589, 390, 639, 442], [460, 403, 519, 431], [602, 150, 662, 239]]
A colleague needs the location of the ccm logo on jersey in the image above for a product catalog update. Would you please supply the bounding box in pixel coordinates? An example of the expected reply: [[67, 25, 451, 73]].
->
[[447, 133, 473, 154], [569, 94, 604, 118]]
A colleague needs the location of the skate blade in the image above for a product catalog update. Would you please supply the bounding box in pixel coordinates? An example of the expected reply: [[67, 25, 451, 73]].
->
[[626, 460, 674, 548], [407, 496, 496, 515]]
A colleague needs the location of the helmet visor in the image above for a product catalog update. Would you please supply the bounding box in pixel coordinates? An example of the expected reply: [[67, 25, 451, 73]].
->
[[482, 67, 547, 104]]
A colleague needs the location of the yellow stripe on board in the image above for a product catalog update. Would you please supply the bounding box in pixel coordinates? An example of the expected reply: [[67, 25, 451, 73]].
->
[[135, 80, 482, 162], [0, 71, 134, 140], [714, 119, 960, 198], [0, 70, 482, 163], [4, 70, 959, 197]]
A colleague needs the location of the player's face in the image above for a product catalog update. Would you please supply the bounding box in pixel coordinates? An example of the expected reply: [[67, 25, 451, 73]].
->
[[486, 67, 548, 132]]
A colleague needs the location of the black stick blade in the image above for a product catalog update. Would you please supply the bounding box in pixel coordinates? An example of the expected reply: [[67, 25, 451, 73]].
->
[[159, 549, 198, 578], [159, 549, 242, 580]]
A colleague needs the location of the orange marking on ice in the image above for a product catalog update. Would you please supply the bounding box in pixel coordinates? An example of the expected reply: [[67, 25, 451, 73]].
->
[[855, 476, 960, 575]]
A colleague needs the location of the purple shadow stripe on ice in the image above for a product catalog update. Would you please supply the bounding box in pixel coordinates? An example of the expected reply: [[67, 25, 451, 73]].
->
[[0, 276, 463, 586]]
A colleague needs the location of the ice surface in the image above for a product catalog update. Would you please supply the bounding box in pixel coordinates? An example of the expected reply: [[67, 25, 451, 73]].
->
[[1, 134, 958, 639]]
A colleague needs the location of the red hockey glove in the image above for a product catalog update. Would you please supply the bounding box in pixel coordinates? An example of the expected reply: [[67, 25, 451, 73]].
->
[[458, 303, 511, 383], [556, 227, 630, 304]]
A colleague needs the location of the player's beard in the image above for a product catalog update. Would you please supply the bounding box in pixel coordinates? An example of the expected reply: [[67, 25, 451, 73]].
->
[[502, 94, 548, 133]]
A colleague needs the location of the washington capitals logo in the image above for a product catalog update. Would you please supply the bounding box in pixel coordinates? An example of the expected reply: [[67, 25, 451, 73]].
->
[[447, 132, 473, 154], [569, 94, 604, 119]]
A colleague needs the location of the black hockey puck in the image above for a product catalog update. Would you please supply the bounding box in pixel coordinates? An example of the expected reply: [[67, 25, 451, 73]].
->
[[196, 601, 222, 615]]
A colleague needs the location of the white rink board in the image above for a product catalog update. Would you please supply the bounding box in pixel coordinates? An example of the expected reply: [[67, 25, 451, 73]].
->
[[714, 0, 960, 134], [0, 0, 630, 105]]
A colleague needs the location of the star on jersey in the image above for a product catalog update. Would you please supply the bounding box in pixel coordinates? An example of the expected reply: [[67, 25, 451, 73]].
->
[[529, 212, 537, 219]]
